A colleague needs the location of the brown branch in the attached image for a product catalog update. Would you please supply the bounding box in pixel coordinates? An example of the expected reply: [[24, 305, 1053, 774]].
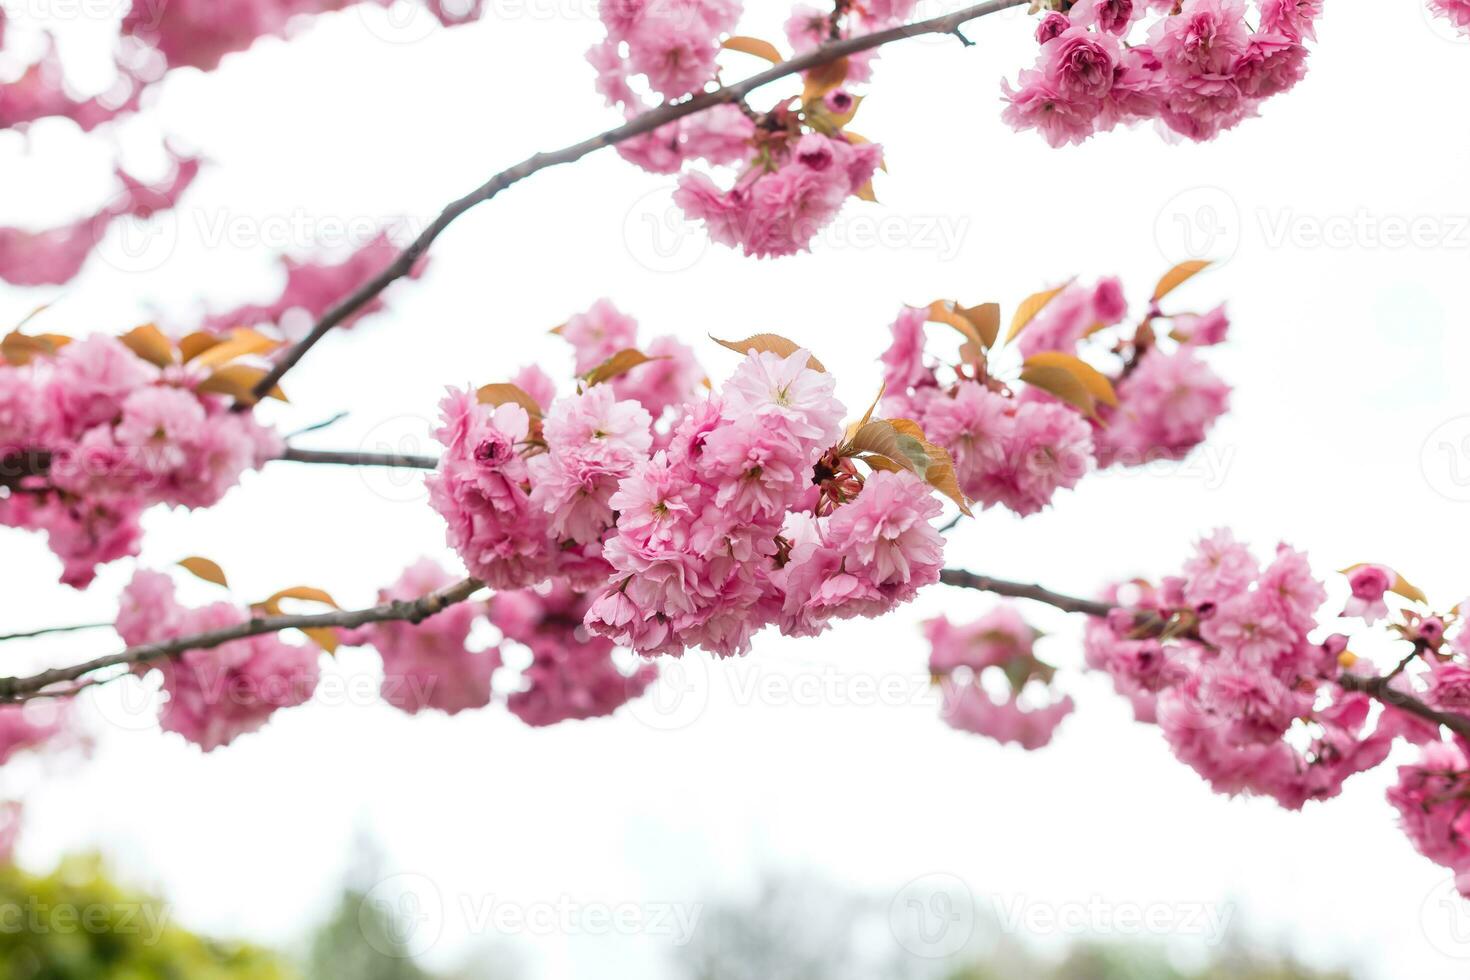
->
[[243, 0, 1030, 404], [275, 446, 439, 469], [939, 568, 1116, 618], [938, 566, 1470, 741], [1337, 673, 1470, 741], [0, 578, 485, 702]]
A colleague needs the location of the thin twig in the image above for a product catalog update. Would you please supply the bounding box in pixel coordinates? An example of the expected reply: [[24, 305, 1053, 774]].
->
[[275, 446, 439, 469], [243, 0, 1029, 404], [0, 578, 485, 702], [0, 622, 113, 643], [285, 412, 350, 439]]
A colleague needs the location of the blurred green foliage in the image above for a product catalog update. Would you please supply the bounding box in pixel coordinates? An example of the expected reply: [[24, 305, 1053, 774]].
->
[[945, 941, 1356, 980], [0, 855, 295, 980], [0, 857, 1360, 980]]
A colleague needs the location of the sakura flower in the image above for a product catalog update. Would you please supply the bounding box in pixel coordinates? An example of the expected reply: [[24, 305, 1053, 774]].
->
[[939, 680, 1075, 750], [971, 401, 1093, 516], [1343, 565, 1393, 624], [1388, 742, 1470, 897], [428, 389, 552, 589], [925, 606, 1037, 674], [346, 559, 497, 715], [492, 585, 658, 726], [558, 299, 640, 375]]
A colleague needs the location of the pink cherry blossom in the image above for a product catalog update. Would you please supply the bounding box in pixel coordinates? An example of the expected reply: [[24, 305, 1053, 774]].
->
[[1388, 742, 1470, 897], [1343, 565, 1393, 624], [940, 680, 1075, 750], [427, 389, 552, 589], [199, 232, 428, 340], [1429, 0, 1470, 32], [0, 329, 279, 585], [345, 559, 498, 715], [1095, 348, 1230, 466], [491, 584, 657, 726], [0, 151, 200, 288], [117, 570, 319, 751]]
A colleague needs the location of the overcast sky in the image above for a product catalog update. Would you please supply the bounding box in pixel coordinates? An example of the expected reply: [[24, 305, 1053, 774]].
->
[[2, 1, 1469, 977]]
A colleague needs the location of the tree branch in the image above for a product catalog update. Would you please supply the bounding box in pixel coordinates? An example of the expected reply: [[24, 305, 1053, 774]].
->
[[243, 0, 1031, 404], [0, 578, 485, 702], [938, 566, 1470, 742], [1337, 673, 1470, 741], [939, 568, 1116, 618], [275, 446, 439, 469]]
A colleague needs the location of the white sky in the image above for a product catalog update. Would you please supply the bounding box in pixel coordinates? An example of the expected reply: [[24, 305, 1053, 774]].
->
[[2, 1, 1469, 977]]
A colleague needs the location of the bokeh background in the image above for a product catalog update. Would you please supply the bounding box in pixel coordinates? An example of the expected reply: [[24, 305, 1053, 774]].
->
[[1, 1, 1468, 976]]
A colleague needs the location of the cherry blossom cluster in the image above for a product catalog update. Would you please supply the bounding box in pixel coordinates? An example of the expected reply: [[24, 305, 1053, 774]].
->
[[0, 27, 147, 132], [1429, 0, 1470, 35], [0, 701, 69, 768], [1081, 531, 1407, 809], [489, 582, 659, 727], [592, 2, 897, 257], [118, 0, 484, 72], [340, 559, 498, 716], [1068, 533, 1470, 895], [927, 606, 1075, 749], [879, 273, 1230, 517], [101, 558, 658, 751], [189, 231, 427, 343], [1003, 0, 1320, 146], [428, 298, 949, 660], [343, 560, 657, 726], [0, 331, 282, 587], [0, 150, 200, 288], [116, 570, 321, 751]]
